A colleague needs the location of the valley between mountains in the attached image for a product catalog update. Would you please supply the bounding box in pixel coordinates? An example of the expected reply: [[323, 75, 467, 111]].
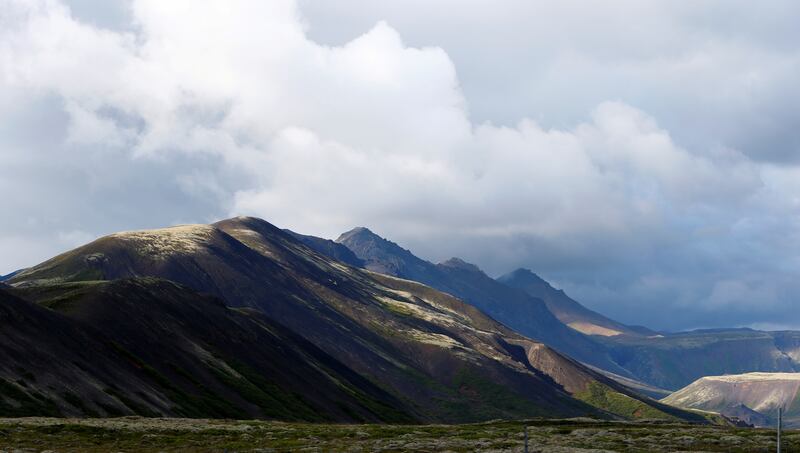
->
[[1, 216, 798, 429]]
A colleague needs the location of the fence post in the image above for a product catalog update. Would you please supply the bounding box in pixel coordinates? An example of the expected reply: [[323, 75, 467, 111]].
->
[[524, 425, 528, 453], [777, 407, 782, 453]]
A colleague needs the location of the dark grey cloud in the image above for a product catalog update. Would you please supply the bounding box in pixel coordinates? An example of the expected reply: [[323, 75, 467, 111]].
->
[[1, 0, 799, 332]]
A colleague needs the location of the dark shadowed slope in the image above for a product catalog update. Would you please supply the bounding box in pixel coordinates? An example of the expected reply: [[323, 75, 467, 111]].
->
[[6, 217, 705, 422], [0, 285, 151, 417], [498, 268, 652, 337], [335, 227, 629, 376], [2, 279, 410, 421]]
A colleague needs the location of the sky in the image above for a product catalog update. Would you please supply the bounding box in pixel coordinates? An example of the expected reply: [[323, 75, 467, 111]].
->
[[1, 0, 800, 331]]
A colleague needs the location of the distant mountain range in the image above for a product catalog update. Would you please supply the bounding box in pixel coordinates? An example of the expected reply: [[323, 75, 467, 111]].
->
[[322, 226, 800, 391], [335, 227, 632, 376], [595, 328, 800, 390], [2, 217, 704, 423]]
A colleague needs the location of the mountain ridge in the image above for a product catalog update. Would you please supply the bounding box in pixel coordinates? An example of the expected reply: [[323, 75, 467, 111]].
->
[[498, 268, 652, 337], [4, 216, 707, 422], [335, 226, 632, 377], [330, 226, 800, 391], [284, 229, 364, 267]]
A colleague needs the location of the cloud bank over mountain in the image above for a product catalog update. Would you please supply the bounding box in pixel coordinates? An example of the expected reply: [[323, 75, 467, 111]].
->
[[2, 0, 799, 330]]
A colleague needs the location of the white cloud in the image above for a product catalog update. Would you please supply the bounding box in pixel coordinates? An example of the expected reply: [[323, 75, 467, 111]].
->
[[300, 0, 800, 162], [1, 0, 799, 330]]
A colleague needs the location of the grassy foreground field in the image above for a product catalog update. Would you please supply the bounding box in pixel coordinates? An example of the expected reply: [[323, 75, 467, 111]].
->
[[0, 417, 795, 452]]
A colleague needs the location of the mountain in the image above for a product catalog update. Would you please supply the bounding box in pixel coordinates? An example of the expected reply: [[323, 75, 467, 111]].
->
[[598, 329, 800, 390], [498, 268, 651, 337], [0, 284, 142, 417], [213, 218, 710, 422], [5, 217, 704, 422], [362, 273, 707, 423], [718, 404, 770, 428], [284, 229, 364, 267], [334, 228, 800, 393], [502, 271, 800, 393], [433, 258, 632, 376], [587, 367, 672, 400], [335, 227, 630, 376], [500, 271, 800, 392], [336, 227, 438, 282], [663, 372, 800, 427], [1, 279, 410, 421], [0, 269, 24, 281]]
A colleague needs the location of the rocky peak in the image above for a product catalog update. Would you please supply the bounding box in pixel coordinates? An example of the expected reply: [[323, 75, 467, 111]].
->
[[336, 226, 380, 243], [438, 257, 483, 274], [498, 268, 557, 293]]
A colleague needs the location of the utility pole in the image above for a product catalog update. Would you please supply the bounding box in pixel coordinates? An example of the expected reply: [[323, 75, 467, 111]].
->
[[777, 406, 782, 453]]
